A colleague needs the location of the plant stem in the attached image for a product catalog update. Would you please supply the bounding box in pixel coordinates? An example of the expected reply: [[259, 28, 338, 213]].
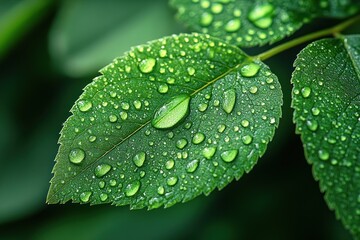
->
[[255, 14, 360, 61]]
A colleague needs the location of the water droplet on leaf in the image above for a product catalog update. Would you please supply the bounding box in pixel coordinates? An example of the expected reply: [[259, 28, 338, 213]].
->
[[152, 94, 190, 129], [240, 63, 260, 77], [248, 3, 274, 29], [222, 88, 236, 113], [139, 58, 156, 73], [202, 147, 216, 159], [301, 87, 311, 98], [221, 150, 238, 162], [94, 164, 112, 178], [318, 149, 330, 161], [176, 138, 188, 149], [167, 176, 178, 186], [186, 160, 199, 173], [242, 135, 253, 145], [133, 152, 146, 167], [80, 191, 92, 203], [225, 19, 241, 32], [125, 180, 141, 197], [192, 133, 205, 144], [69, 148, 85, 164], [77, 100, 92, 112]]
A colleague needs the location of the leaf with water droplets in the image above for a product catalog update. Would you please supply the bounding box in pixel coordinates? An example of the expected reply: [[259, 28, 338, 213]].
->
[[47, 33, 282, 210], [170, 0, 360, 47], [292, 35, 360, 238]]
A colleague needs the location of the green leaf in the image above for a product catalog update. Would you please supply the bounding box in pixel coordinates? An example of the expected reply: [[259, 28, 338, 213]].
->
[[47, 33, 282, 209], [170, 0, 360, 47], [49, 0, 186, 77], [292, 35, 360, 238]]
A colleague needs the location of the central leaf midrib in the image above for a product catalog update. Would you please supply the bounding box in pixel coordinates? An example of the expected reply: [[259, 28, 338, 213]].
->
[[48, 61, 243, 203]]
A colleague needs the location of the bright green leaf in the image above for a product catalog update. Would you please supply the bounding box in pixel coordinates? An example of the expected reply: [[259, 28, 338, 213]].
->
[[47, 33, 282, 209], [170, 0, 360, 47], [292, 35, 360, 238]]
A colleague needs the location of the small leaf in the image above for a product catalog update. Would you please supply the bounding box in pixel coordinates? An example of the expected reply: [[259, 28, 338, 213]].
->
[[170, 0, 360, 47], [292, 35, 360, 238], [47, 33, 282, 209]]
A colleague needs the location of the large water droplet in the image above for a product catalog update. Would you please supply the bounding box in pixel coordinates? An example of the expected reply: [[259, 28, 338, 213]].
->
[[192, 132, 205, 144], [187, 67, 196, 76], [139, 58, 156, 73], [242, 135, 253, 145], [165, 159, 175, 170], [240, 63, 260, 77], [200, 12, 213, 26], [311, 107, 320, 116], [167, 176, 178, 186], [202, 147, 216, 159], [301, 87, 311, 98], [221, 150, 238, 162], [248, 3, 274, 29], [318, 149, 330, 161], [69, 148, 85, 164], [133, 100, 142, 109], [133, 152, 146, 167], [157, 85, 169, 95], [100, 193, 108, 202], [77, 100, 92, 112], [241, 119, 250, 127], [306, 120, 318, 131], [109, 115, 118, 123], [152, 94, 190, 129], [222, 88, 236, 114], [211, 3, 223, 14], [176, 138, 188, 149], [80, 191, 92, 203], [157, 186, 165, 195], [186, 159, 199, 173], [94, 164, 112, 178], [125, 180, 141, 197], [88, 135, 97, 142], [249, 86, 258, 94], [225, 19, 241, 32]]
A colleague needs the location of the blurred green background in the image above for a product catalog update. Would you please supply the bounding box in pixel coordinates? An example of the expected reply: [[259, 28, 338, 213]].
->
[[0, 0, 357, 239]]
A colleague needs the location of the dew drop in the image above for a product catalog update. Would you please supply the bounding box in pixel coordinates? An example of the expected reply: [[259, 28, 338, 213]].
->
[[186, 159, 199, 173], [242, 135, 253, 145], [125, 180, 141, 197], [249, 86, 258, 94], [306, 120, 318, 131], [311, 107, 320, 116], [165, 159, 175, 170], [176, 138, 188, 149], [139, 58, 156, 73], [200, 12, 213, 26], [152, 94, 190, 129], [192, 132, 205, 144], [80, 191, 92, 203], [198, 103, 208, 112], [121, 102, 130, 110], [109, 179, 117, 186], [202, 147, 216, 159], [240, 63, 260, 77], [159, 49, 167, 58], [187, 67, 196, 76], [88, 135, 97, 142], [69, 148, 85, 164], [109, 114, 118, 123], [77, 100, 92, 112], [222, 88, 236, 114], [98, 181, 105, 189], [248, 3, 274, 29], [301, 87, 311, 98], [211, 3, 223, 14], [94, 164, 112, 178], [133, 152, 146, 167], [100, 193, 108, 202], [133, 100, 142, 109], [221, 150, 238, 162], [158, 84, 169, 94], [119, 112, 128, 121], [157, 186, 165, 195], [318, 149, 330, 161], [167, 176, 178, 186], [241, 119, 250, 127], [225, 19, 241, 32], [217, 124, 226, 133]]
